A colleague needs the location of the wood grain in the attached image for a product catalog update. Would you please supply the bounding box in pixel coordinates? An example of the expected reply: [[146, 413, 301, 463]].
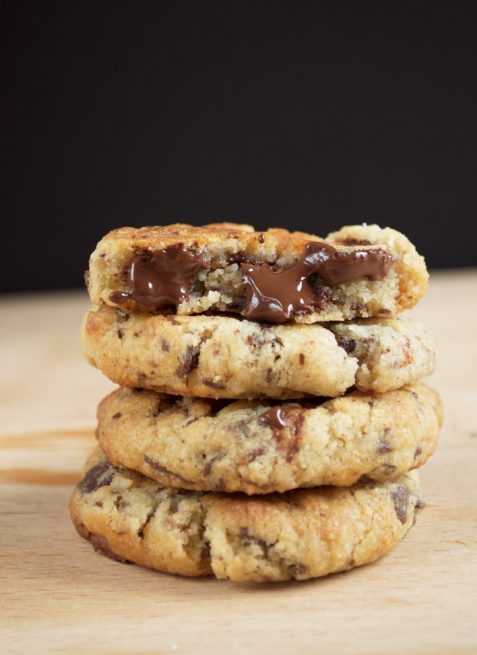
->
[[1, 275, 476, 655]]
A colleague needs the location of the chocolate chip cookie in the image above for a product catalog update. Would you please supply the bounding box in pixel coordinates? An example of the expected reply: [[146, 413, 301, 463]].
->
[[86, 223, 428, 323], [83, 308, 436, 399], [95, 383, 442, 494], [70, 448, 423, 582]]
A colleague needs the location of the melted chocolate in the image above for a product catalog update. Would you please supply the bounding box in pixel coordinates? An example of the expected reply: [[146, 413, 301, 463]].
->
[[259, 406, 290, 434], [241, 241, 392, 322], [259, 405, 305, 462], [110, 245, 203, 311], [109, 238, 392, 321]]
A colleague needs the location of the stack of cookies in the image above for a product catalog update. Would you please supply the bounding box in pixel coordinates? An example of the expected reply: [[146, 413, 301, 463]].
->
[[70, 222, 443, 582]]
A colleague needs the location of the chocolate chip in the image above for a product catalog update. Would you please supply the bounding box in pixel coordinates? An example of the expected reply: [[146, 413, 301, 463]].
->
[[245, 447, 266, 463], [391, 485, 411, 524], [137, 507, 157, 539], [246, 327, 278, 351], [201, 450, 224, 476], [308, 279, 332, 309], [175, 345, 200, 378], [377, 440, 393, 454], [239, 527, 250, 541], [144, 456, 192, 485], [414, 445, 423, 459], [336, 337, 356, 354], [258, 233, 265, 244], [299, 353, 305, 365], [335, 238, 372, 246], [362, 336, 376, 345], [203, 459, 214, 476], [79, 461, 113, 493], [226, 251, 244, 265], [117, 328, 124, 339], [288, 563, 308, 578], [202, 378, 225, 390], [90, 534, 130, 563], [114, 495, 129, 510], [232, 419, 251, 437], [349, 302, 367, 314], [112, 412, 122, 419], [285, 431, 303, 462], [239, 527, 269, 552], [161, 339, 170, 352]]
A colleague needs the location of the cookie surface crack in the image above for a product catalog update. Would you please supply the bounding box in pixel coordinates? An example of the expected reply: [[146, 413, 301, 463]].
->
[[144, 456, 194, 486], [136, 501, 158, 539]]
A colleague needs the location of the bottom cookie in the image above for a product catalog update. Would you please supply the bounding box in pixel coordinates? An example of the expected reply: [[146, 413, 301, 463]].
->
[[70, 448, 423, 583]]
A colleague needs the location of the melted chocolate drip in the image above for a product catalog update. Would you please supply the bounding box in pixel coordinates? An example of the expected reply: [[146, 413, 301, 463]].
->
[[241, 241, 392, 322], [110, 245, 203, 311]]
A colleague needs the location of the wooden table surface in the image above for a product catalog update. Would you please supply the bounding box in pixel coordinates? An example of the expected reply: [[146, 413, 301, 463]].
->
[[1, 271, 476, 655]]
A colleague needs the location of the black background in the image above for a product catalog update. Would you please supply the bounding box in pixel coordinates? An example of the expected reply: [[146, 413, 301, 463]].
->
[[2, 1, 477, 292]]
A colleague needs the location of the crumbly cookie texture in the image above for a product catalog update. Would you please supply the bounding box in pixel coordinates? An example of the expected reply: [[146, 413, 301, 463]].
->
[[83, 308, 436, 399], [96, 384, 442, 494], [70, 448, 423, 582], [329, 317, 437, 393], [87, 223, 428, 322]]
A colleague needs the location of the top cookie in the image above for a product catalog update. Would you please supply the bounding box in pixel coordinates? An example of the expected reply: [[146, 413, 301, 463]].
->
[[87, 223, 428, 323]]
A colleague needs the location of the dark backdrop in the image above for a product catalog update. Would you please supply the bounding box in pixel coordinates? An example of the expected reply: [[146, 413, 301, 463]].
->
[[2, 1, 477, 292]]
